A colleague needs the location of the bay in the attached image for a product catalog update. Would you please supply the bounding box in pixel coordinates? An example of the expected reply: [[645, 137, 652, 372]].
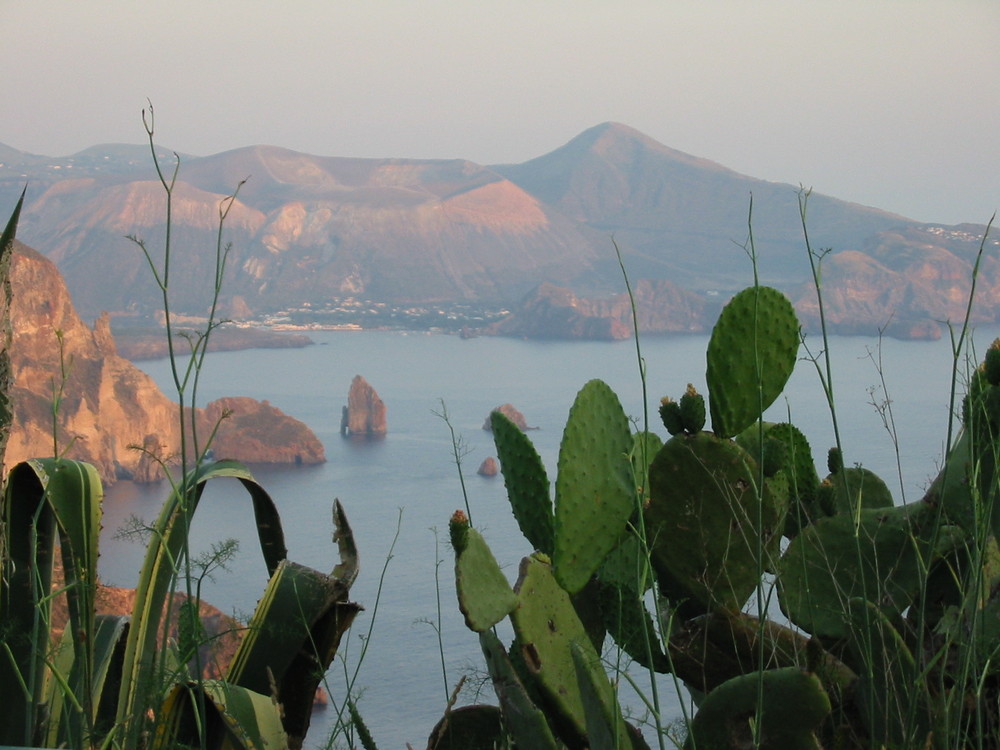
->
[[98, 327, 983, 748]]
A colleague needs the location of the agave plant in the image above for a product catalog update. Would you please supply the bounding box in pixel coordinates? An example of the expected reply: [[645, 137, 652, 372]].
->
[[0, 175, 361, 750]]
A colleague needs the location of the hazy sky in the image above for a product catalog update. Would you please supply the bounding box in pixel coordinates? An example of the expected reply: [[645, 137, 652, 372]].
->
[[4, 1, 998, 225]]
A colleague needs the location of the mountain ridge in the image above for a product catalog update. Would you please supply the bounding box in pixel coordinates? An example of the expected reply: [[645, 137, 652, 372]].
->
[[2, 123, 995, 339]]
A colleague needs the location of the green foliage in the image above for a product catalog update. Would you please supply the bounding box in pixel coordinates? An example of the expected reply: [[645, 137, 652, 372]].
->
[[443, 251, 1000, 749], [0, 458, 361, 750], [646, 432, 785, 614], [0, 132, 361, 750], [684, 667, 831, 750], [778, 503, 964, 639]]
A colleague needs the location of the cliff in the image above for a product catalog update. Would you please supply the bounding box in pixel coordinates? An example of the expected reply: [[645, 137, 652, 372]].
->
[[4, 242, 325, 483], [487, 280, 710, 340], [340, 375, 387, 437]]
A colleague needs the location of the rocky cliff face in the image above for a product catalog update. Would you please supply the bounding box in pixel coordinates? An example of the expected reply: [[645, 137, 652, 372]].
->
[[340, 375, 387, 437], [790, 225, 1000, 339], [487, 279, 710, 340], [4, 242, 324, 483]]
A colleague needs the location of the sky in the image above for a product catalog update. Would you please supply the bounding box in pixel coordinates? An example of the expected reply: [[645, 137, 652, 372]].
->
[[3, 0, 998, 225]]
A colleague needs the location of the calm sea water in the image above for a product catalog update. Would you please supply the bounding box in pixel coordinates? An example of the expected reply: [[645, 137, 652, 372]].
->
[[98, 328, 982, 748]]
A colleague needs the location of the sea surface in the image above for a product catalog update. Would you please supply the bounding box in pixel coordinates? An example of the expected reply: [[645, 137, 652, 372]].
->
[[98, 328, 988, 748]]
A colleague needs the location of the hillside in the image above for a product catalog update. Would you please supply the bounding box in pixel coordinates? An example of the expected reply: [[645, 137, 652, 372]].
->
[[4, 241, 325, 483], [1, 125, 995, 339]]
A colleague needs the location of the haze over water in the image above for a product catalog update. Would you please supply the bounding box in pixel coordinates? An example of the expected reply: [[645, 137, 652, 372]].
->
[[94, 327, 981, 747]]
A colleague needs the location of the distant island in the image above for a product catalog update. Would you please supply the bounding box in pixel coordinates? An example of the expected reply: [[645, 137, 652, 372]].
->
[[112, 322, 315, 361]]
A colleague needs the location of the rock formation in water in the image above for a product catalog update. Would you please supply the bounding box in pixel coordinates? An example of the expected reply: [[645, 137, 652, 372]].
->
[[4, 242, 325, 483], [340, 374, 387, 436], [477, 456, 499, 477], [484, 404, 533, 431]]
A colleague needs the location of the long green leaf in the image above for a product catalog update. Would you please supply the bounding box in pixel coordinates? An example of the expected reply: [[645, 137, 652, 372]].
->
[[116, 460, 288, 747], [227, 500, 361, 747], [0, 458, 103, 747], [152, 680, 287, 750]]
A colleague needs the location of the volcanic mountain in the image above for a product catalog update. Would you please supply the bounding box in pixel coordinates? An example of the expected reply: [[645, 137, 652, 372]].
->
[[2, 123, 996, 338]]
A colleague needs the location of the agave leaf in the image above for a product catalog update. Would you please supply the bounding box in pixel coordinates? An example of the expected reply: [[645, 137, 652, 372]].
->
[[116, 460, 288, 746], [153, 680, 287, 750], [0, 458, 103, 747], [226, 500, 362, 747]]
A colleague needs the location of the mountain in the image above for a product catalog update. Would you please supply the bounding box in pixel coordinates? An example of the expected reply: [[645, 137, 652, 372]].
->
[[1, 125, 995, 338], [4, 241, 325, 483], [493, 123, 915, 290]]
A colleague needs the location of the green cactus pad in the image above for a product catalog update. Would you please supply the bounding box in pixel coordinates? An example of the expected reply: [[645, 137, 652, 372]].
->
[[479, 630, 560, 750], [706, 286, 800, 439], [426, 705, 503, 750], [553, 379, 636, 594], [767, 423, 821, 536], [684, 667, 831, 750], [825, 466, 894, 516], [778, 504, 965, 639], [510, 554, 632, 748], [646, 432, 785, 613], [491, 409, 554, 555], [923, 429, 975, 532], [454, 526, 518, 632], [571, 641, 647, 750]]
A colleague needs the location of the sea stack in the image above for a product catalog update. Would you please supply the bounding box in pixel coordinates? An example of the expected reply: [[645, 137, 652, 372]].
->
[[341, 375, 387, 437], [477, 457, 499, 477], [483, 403, 533, 431]]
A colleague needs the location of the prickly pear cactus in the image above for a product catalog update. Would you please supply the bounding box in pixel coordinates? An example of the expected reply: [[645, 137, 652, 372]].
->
[[479, 630, 560, 750], [491, 410, 554, 554], [684, 667, 831, 750], [706, 286, 800, 439], [646, 432, 786, 613], [822, 465, 894, 516], [426, 705, 503, 750], [451, 511, 518, 632], [846, 598, 932, 748], [778, 503, 965, 639], [509, 553, 635, 749], [553, 379, 636, 594]]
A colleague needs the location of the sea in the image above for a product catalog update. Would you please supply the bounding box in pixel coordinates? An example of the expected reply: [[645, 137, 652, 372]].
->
[[96, 327, 988, 748]]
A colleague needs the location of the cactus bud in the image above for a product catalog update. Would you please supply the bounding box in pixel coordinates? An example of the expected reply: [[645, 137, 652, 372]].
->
[[659, 397, 684, 436], [449, 509, 469, 553], [679, 384, 706, 434], [827, 447, 843, 475]]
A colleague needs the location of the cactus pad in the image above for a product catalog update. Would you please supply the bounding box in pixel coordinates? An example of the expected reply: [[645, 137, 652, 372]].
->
[[454, 525, 518, 632], [646, 432, 785, 613], [684, 667, 830, 750], [553, 379, 636, 594], [706, 286, 800, 439], [510, 554, 633, 748], [778, 504, 965, 639], [479, 630, 560, 750], [491, 410, 554, 555]]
